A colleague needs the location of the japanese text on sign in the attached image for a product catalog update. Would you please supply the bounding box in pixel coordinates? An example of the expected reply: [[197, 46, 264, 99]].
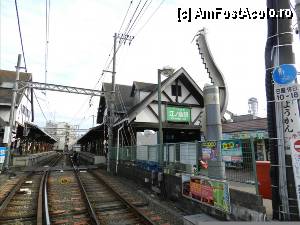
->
[[166, 106, 191, 122], [274, 84, 300, 102]]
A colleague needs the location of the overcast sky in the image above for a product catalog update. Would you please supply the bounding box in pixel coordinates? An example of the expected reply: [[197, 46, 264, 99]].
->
[[1, 0, 300, 130]]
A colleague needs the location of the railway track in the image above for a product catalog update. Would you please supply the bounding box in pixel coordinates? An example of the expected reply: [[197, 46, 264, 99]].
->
[[0, 153, 62, 225], [0, 154, 171, 225]]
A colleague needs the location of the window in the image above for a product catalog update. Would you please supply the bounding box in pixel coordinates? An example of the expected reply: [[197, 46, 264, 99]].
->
[[171, 85, 182, 96]]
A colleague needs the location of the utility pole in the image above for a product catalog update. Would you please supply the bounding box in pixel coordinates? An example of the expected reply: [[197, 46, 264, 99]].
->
[[3, 54, 22, 171], [295, 0, 300, 38], [106, 33, 134, 173], [266, 0, 299, 220]]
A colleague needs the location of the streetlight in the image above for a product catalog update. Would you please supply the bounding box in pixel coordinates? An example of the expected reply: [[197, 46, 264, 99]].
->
[[158, 66, 174, 169]]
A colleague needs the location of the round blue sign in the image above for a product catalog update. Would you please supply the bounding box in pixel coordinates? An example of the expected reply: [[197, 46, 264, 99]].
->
[[272, 64, 297, 85]]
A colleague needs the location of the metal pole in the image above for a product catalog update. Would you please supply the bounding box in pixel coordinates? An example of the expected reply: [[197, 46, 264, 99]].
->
[[4, 54, 22, 171], [250, 137, 259, 195], [107, 33, 117, 172], [158, 69, 163, 168], [116, 124, 123, 174], [295, 0, 300, 39]]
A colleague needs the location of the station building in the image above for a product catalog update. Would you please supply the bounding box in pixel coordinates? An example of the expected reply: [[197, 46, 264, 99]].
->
[[77, 67, 205, 162]]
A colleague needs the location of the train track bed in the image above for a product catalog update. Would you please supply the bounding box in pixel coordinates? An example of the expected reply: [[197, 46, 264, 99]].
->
[[90, 170, 172, 225], [0, 173, 43, 225], [47, 170, 91, 224], [0, 174, 24, 203]]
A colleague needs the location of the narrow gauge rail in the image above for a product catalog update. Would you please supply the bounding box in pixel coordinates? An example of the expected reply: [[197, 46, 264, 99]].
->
[[44, 156, 99, 225], [0, 153, 62, 225]]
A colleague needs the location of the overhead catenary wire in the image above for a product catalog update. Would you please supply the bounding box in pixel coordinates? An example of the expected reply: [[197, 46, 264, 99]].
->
[[14, 0, 27, 72], [33, 90, 48, 122], [44, 0, 50, 85]]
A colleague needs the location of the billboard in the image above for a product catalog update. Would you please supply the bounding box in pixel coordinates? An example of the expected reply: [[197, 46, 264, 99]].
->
[[182, 174, 231, 213], [166, 106, 191, 122], [221, 140, 243, 163]]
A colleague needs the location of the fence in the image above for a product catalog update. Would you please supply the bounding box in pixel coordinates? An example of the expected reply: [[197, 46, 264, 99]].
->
[[110, 138, 259, 185]]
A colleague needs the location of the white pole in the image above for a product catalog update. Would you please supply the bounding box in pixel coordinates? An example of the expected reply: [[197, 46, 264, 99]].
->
[[115, 124, 124, 174]]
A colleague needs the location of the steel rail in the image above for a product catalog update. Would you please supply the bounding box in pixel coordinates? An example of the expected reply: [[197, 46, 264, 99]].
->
[[0, 153, 61, 223], [71, 158, 101, 225], [90, 170, 155, 225], [42, 154, 64, 225], [39, 154, 63, 225]]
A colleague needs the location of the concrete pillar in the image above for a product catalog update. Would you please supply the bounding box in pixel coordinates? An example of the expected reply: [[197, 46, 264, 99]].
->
[[203, 84, 222, 140], [203, 84, 225, 179]]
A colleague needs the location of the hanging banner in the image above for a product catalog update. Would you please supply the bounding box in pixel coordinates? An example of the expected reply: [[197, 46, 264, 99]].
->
[[0, 147, 7, 164], [290, 138, 300, 217], [182, 174, 231, 213]]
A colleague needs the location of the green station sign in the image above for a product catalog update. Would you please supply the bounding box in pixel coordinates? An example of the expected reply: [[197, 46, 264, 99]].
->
[[166, 106, 191, 122]]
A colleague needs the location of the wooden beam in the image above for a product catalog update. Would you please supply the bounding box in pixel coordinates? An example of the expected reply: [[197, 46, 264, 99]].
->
[[192, 111, 203, 124], [162, 91, 174, 103], [181, 93, 192, 104], [147, 105, 159, 119]]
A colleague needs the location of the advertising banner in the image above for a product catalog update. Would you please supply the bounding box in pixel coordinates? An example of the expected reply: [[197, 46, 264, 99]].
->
[[290, 138, 300, 216], [201, 141, 218, 161], [181, 174, 231, 213], [0, 147, 7, 164], [221, 140, 243, 163]]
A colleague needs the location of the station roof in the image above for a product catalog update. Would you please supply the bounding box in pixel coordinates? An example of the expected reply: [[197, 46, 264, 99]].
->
[[21, 122, 57, 144], [222, 117, 268, 133], [76, 123, 105, 144]]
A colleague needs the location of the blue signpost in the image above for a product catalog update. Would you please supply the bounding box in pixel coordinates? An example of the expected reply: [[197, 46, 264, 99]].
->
[[0, 147, 7, 164], [272, 64, 297, 85]]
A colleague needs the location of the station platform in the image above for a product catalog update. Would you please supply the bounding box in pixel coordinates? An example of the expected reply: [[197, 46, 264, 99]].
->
[[12, 151, 57, 168], [78, 151, 106, 165]]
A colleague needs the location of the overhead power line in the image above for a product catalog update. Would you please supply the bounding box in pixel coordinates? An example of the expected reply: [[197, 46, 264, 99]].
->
[[33, 90, 48, 122], [134, 0, 165, 37], [14, 0, 27, 72]]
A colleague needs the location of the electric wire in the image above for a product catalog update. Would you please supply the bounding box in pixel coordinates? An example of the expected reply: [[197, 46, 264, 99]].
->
[[33, 90, 48, 122], [44, 0, 50, 85], [126, 0, 149, 36], [134, 0, 165, 37], [129, 0, 152, 34], [72, 1, 135, 125], [14, 0, 27, 72], [118, 0, 133, 34]]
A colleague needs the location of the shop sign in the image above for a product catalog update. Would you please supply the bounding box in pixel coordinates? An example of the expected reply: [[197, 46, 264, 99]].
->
[[290, 138, 300, 215], [166, 106, 191, 122], [0, 147, 7, 164], [221, 140, 243, 163], [274, 83, 300, 102], [223, 131, 268, 140], [182, 174, 231, 213], [283, 101, 300, 155]]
